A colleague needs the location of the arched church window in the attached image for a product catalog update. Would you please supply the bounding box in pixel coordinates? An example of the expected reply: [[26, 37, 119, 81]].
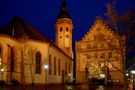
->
[[65, 62, 67, 76], [49, 54, 52, 75], [10, 47, 14, 72], [54, 57, 56, 75], [58, 59, 60, 76], [36, 52, 41, 74], [60, 27, 62, 32], [0, 46, 2, 66]]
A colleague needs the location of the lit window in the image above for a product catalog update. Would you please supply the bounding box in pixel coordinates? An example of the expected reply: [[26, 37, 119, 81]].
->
[[36, 52, 41, 74]]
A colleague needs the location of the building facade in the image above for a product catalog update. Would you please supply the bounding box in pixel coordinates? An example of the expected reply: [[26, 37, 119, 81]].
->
[[0, 1, 73, 85], [76, 18, 125, 85]]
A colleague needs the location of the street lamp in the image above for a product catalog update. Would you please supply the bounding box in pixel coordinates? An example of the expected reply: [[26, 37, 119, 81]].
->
[[130, 70, 135, 89], [44, 64, 49, 90], [1, 68, 4, 80], [68, 73, 71, 82]]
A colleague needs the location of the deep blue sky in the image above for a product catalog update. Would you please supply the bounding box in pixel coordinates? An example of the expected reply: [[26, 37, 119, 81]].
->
[[0, 0, 135, 48]]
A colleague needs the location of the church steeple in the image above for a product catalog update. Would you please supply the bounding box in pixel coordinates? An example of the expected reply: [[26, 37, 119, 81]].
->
[[57, 0, 71, 19], [55, 0, 73, 58]]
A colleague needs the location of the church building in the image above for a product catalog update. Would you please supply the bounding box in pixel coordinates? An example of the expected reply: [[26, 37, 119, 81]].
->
[[0, 1, 74, 85], [76, 18, 125, 85]]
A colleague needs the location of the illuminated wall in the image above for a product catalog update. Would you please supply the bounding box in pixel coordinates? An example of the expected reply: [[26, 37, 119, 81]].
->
[[76, 18, 125, 85]]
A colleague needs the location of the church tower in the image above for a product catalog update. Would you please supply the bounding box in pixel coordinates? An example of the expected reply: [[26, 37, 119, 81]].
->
[[55, 1, 73, 58]]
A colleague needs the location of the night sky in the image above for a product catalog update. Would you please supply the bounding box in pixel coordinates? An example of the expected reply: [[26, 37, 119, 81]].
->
[[0, 0, 135, 61]]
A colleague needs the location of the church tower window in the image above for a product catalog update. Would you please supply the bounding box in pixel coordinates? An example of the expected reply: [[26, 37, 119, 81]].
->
[[66, 27, 69, 32], [60, 27, 62, 32], [36, 52, 41, 74], [66, 35, 69, 38]]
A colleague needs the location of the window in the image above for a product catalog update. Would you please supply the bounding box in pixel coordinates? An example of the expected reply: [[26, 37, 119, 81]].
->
[[49, 55, 52, 75], [10, 47, 14, 72], [54, 57, 56, 75], [36, 52, 41, 74], [60, 27, 62, 32], [69, 63, 70, 74], [65, 62, 67, 76], [66, 27, 69, 32], [60, 36, 62, 38], [0, 46, 2, 66], [66, 35, 69, 38], [58, 59, 60, 76]]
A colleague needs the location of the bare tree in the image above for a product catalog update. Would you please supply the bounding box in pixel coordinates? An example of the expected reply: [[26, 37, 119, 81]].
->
[[105, 2, 135, 90], [15, 36, 36, 85]]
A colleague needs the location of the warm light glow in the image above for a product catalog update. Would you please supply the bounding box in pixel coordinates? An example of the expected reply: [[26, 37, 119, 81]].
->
[[1, 68, 4, 72], [126, 73, 129, 76], [100, 74, 105, 78], [68, 73, 71, 77], [44, 64, 49, 69], [130, 70, 135, 74]]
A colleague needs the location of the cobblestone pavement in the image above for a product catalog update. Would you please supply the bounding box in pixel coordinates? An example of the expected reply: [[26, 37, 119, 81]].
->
[[0, 85, 125, 90]]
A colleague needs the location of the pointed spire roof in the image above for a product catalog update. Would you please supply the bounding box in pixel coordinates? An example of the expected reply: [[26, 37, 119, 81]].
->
[[57, 0, 71, 19]]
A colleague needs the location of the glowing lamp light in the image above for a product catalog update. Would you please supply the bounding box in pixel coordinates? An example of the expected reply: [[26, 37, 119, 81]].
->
[[68, 73, 71, 77], [126, 73, 129, 76], [44, 64, 49, 70], [100, 74, 105, 78], [130, 70, 135, 74], [1, 68, 4, 72]]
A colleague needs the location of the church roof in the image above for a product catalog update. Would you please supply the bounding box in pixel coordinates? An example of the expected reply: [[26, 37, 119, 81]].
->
[[0, 16, 50, 42], [57, 1, 71, 19], [0, 16, 73, 60]]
